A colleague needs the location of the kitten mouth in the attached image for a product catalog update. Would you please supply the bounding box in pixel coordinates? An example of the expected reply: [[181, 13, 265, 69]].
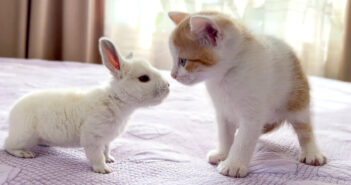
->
[[176, 77, 197, 86]]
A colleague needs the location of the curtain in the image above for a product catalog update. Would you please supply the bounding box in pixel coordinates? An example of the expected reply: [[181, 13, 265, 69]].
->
[[339, 0, 351, 81], [104, 0, 349, 80], [0, 0, 28, 58], [0, 0, 105, 63]]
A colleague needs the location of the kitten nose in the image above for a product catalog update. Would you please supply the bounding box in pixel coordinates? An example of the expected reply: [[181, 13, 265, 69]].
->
[[171, 73, 177, 79]]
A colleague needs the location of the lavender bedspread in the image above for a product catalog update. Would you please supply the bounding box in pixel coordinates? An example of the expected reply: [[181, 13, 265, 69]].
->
[[0, 57, 351, 185]]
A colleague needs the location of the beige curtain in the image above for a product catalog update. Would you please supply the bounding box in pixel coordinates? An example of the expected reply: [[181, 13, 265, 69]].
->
[[0, 0, 104, 63], [0, 0, 28, 58], [339, 0, 351, 81]]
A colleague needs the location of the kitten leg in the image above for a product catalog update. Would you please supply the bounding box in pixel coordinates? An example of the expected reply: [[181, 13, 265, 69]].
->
[[217, 120, 262, 178], [208, 115, 236, 165], [84, 145, 113, 174], [289, 109, 326, 166], [104, 144, 115, 163], [292, 123, 326, 165]]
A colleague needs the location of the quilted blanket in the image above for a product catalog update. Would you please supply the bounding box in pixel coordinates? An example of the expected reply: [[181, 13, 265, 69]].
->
[[0, 57, 351, 185]]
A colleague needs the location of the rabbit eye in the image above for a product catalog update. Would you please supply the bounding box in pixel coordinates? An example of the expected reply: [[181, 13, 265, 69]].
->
[[138, 75, 150, 83]]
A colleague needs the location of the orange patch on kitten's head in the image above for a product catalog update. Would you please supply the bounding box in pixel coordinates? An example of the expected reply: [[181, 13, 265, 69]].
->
[[169, 11, 232, 73], [184, 61, 199, 72], [171, 14, 218, 72], [169, 11, 252, 74]]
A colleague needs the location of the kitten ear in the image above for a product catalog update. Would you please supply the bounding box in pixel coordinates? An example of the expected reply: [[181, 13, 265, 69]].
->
[[168, 11, 189, 25], [190, 15, 221, 47], [99, 37, 123, 78]]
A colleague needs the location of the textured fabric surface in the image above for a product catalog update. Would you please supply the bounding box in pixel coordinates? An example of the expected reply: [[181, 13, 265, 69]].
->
[[0, 57, 351, 185]]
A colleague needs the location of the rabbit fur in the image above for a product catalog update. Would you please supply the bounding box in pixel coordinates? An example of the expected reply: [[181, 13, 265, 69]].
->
[[4, 37, 170, 174]]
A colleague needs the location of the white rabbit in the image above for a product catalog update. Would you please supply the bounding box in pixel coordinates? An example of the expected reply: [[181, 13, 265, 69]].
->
[[4, 37, 170, 174]]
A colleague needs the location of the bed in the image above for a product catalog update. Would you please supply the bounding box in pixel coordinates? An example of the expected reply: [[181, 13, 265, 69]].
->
[[0, 57, 351, 185]]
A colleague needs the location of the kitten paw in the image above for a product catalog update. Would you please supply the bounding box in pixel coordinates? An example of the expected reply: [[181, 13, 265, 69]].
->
[[207, 150, 227, 165], [105, 155, 115, 163], [6, 149, 36, 158], [299, 152, 327, 166], [93, 164, 113, 174], [217, 160, 248, 178]]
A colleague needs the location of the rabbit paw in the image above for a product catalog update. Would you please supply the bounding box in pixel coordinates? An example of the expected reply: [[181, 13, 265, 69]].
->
[[93, 164, 113, 174], [217, 160, 248, 178], [6, 149, 36, 158], [207, 150, 227, 165]]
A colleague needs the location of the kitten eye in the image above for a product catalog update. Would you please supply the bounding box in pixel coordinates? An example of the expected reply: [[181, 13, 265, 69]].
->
[[178, 58, 187, 67], [138, 75, 150, 83]]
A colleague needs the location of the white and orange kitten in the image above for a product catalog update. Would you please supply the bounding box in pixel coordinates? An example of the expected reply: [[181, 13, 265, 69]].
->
[[168, 11, 326, 178]]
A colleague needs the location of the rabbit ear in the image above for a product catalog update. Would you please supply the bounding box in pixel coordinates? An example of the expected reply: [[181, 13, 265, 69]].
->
[[99, 37, 123, 78]]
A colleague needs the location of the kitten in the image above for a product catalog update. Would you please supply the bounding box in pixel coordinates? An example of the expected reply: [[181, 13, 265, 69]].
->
[[168, 11, 326, 178]]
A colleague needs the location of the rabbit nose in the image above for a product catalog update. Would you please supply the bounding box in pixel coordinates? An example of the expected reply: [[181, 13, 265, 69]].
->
[[167, 83, 170, 87]]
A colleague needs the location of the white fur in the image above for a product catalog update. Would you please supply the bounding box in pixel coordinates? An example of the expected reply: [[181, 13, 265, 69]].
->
[[169, 13, 325, 177], [4, 37, 169, 174]]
